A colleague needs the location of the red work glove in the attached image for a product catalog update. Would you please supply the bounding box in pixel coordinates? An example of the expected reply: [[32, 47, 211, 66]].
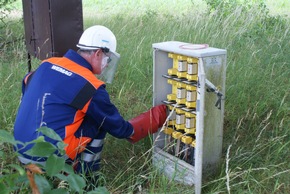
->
[[128, 104, 167, 143]]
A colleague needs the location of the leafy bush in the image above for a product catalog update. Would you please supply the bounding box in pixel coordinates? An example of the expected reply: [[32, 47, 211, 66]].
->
[[0, 0, 17, 24], [0, 128, 109, 194]]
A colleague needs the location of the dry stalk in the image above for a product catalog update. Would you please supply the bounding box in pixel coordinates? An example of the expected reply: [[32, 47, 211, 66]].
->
[[226, 144, 232, 194], [25, 164, 44, 194]]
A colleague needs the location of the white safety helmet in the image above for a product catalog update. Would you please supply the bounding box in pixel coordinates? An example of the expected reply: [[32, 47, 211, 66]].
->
[[77, 25, 116, 52], [77, 25, 120, 83]]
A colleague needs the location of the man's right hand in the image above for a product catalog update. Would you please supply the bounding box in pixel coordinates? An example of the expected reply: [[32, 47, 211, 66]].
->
[[128, 104, 167, 143]]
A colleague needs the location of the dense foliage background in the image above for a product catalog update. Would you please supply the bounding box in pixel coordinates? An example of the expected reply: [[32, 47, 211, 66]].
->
[[0, 0, 289, 193]]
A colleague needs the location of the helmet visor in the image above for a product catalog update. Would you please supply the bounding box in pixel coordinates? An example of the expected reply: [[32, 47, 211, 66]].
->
[[99, 51, 120, 84]]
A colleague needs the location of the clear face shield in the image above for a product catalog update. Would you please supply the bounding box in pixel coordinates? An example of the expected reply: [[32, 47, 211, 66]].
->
[[99, 50, 120, 84]]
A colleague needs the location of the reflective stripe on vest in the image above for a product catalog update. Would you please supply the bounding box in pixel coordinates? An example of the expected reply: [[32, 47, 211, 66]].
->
[[89, 139, 104, 148], [81, 152, 101, 162], [80, 139, 104, 162]]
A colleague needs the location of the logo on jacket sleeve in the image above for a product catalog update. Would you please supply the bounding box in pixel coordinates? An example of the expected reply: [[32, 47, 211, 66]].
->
[[51, 65, 73, 76]]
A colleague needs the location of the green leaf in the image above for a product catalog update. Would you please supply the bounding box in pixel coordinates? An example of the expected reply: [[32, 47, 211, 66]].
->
[[34, 174, 51, 193], [87, 187, 110, 194], [45, 155, 65, 176], [37, 127, 62, 141], [56, 141, 66, 155], [25, 142, 57, 157], [32, 136, 45, 143], [67, 173, 86, 192], [46, 188, 68, 194], [8, 164, 25, 176], [63, 163, 75, 175], [54, 173, 68, 181], [0, 182, 9, 194], [0, 129, 16, 145]]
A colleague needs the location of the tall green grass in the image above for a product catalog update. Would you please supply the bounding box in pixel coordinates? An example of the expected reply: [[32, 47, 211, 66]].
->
[[1, 0, 289, 193]]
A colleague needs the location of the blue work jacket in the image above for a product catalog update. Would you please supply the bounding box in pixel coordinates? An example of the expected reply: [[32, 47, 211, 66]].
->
[[14, 49, 134, 163]]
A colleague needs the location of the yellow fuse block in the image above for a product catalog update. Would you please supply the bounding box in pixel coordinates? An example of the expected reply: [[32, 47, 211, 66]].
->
[[172, 131, 183, 139], [175, 108, 185, 130], [186, 90, 197, 102], [168, 53, 178, 61], [168, 68, 178, 76], [176, 82, 186, 104], [177, 60, 187, 72], [168, 119, 175, 126], [185, 111, 195, 120], [185, 111, 195, 117], [175, 124, 185, 131], [181, 135, 193, 145], [185, 128, 196, 134], [168, 53, 174, 58], [168, 79, 177, 93], [187, 57, 198, 75], [168, 53, 178, 76], [184, 112, 196, 134], [186, 57, 198, 81], [177, 55, 188, 61], [187, 57, 198, 63], [164, 127, 174, 135], [177, 82, 186, 90], [186, 84, 197, 108], [187, 74, 198, 81], [177, 55, 188, 79], [186, 91, 197, 102], [186, 101, 196, 109], [187, 63, 197, 75], [167, 79, 177, 102], [185, 112, 196, 134], [167, 93, 176, 101], [176, 98, 186, 105], [177, 71, 187, 79], [167, 106, 176, 126], [187, 63, 198, 75], [186, 85, 197, 101], [176, 108, 185, 114]]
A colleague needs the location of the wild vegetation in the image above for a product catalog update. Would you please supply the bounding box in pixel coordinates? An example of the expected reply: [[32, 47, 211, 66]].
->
[[0, 0, 289, 193]]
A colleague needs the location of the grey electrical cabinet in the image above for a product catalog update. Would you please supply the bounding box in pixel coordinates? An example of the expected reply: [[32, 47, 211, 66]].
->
[[22, 0, 83, 60], [152, 41, 226, 194]]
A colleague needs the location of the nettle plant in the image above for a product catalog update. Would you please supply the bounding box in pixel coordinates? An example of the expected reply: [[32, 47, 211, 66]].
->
[[0, 127, 108, 194]]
